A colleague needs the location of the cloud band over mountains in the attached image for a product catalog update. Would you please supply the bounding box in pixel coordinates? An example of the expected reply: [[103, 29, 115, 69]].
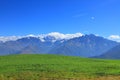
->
[[0, 32, 83, 42], [0, 32, 120, 42]]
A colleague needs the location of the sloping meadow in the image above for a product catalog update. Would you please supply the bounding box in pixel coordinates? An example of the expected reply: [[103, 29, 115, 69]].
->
[[0, 54, 120, 80]]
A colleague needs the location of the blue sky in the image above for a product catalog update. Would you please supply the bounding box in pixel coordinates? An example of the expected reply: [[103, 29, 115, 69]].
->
[[0, 0, 120, 37]]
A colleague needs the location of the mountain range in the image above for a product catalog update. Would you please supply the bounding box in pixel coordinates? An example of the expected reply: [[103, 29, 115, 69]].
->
[[0, 32, 119, 58]]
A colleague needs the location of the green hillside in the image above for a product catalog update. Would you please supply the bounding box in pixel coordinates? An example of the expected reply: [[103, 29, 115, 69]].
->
[[0, 54, 120, 80]]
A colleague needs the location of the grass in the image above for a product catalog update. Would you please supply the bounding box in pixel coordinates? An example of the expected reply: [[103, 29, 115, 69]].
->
[[0, 54, 120, 80]]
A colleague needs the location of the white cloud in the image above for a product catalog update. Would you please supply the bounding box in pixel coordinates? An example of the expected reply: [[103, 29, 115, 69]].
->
[[47, 32, 83, 40], [109, 35, 120, 39], [108, 35, 120, 42], [0, 36, 22, 42], [27, 34, 36, 37], [65, 33, 83, 39], [47, 32, 65, 39]]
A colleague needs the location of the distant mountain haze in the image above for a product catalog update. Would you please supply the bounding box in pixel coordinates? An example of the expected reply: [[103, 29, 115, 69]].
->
[[95, 44, 120, 59]]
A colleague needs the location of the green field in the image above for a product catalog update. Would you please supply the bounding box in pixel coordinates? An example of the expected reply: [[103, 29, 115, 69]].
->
[[0, 54, 120, 80]]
